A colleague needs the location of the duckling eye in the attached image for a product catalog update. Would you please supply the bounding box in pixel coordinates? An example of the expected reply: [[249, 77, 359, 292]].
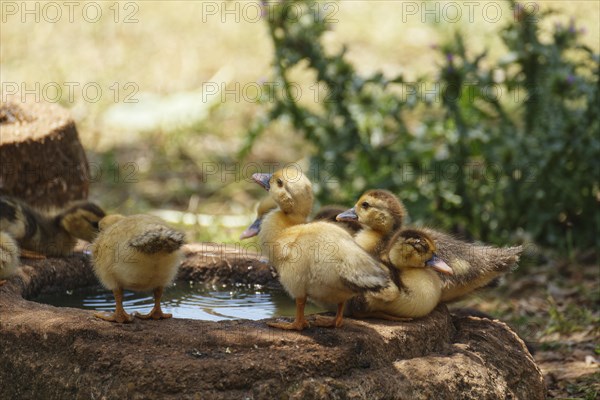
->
[[361, 202, 370, 210], [276, 178, 283, 188]]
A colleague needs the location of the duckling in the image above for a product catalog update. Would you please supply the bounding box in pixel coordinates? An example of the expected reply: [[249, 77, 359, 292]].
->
[[338, 190, 521, 302], [252, 168, 389, 330], [0, 231, 19, 285], [336, 190, 407, 256], [349, 229, 453, 320], [419, 227, 521, 302], [240, 198, 360, 240], [92, 214, 185, 323], [239, 196, 277, 240], [0, 195, 105, 257]]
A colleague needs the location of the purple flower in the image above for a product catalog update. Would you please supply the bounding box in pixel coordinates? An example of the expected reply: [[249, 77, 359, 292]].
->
[[446, 53, 454, 63], [566, 74, 575, 85], [568, 17, 576, 33]]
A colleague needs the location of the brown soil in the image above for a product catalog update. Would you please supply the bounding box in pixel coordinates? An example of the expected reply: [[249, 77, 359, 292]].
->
[[0, 244, 546, 399]]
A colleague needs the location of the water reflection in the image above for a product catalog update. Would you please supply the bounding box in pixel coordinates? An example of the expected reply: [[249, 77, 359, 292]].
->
[[35, 282, 323, 321]]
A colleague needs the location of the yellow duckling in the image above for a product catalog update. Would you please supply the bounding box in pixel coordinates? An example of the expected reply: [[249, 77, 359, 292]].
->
[[0, 231, 19, 285], [0, 195, 105, 257], [350, 229, 453, 320], [338, 190, 522, 302], [92, 214, 185, 323], [239, 196, 277, 240], [252, 168, 389, 330], [240, 197, 361, 240]]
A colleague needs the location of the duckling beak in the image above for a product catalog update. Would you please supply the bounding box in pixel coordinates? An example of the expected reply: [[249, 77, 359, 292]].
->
[[336, 207, 358, 222], [240, 218, 262, 240], [426, 254, 453, 275], [252, 173, 272, 191]]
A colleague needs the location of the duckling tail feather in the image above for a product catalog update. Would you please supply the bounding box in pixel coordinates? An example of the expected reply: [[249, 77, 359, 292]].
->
[[128, 226, 185, 254]]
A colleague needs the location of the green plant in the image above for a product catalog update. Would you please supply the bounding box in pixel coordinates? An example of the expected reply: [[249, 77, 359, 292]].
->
[[246, 0, 599, 252]]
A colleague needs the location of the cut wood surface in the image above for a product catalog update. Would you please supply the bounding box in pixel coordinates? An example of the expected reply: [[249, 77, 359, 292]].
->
[[0, 97, 89, 209], [0, 244, 546, 400]]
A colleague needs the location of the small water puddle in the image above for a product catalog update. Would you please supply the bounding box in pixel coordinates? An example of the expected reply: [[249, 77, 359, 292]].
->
[[34, 282, 323, 321]]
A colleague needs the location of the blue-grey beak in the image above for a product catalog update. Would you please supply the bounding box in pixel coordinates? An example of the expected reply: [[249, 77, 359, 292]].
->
[[336, 207, 358, 222], [426, 254, 453, 275], [240, 218, 262, 240], [252, 173, 272, 191]]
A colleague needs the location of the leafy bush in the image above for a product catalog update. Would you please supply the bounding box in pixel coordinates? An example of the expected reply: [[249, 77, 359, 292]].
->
[[246, 0, 599, 253]]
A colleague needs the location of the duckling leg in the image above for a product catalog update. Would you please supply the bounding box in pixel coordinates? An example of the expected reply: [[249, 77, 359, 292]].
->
[[352, 310, 413, 322], [94, 287, 134, 323], [136, 287, 172, 320], [267, 296, 310, 330], [19, 249, 46, 259], [313, 302, 345, 328]]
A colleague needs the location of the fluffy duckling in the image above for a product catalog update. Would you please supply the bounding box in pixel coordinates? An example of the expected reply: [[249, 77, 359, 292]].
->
[[240, 198, 360, 240], [0, 231, 19, 285], [350, 229, 453, 320], [0, 195, 105, 257], [239, 196, 277, 239], [419, 227, 521, 302], [338, 190, 522, 302], [92, 214, 185, 323], [336, 190, 407, 256], [252, 168, 389, 330]]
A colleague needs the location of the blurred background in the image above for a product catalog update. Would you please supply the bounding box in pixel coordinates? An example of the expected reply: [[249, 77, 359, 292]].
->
[[2, 1, 598, 396]]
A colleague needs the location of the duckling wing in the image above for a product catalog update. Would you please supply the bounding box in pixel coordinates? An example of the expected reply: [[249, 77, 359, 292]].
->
[[0, 196, 34, 240], [421, 228, 521, 299], [307, 222, 389, 293], [336, 245, 389, 292], [128, 225, 185, 254]]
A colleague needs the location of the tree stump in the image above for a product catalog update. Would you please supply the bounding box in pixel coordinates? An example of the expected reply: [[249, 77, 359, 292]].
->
[[0, 96, 89, 209]]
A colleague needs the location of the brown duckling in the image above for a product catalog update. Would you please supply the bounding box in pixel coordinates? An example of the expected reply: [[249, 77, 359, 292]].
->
[[252, 168, 389, 330], [338, 190, 521, 302], [0, 195, 105, 257], [349, 229, 453, 319], [336, 190, 407, 256], [92, 214, 185, 323], [0, 231, 19, 285]]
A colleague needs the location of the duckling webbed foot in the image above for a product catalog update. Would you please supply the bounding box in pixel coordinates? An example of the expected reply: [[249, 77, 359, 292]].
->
[[94, 288, 134, 323], [312, 303, 345, 328], [136, 307, 172, 320], [267, 318, 309, 331], [353, 310, 413, 322], [312, 315, 342, 328], [0, 280, 7, 286], [19, 249, 46, 259], [136, 287, 172, 320], [94, 310, 134, 323], [268, 296, 309, 331]]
